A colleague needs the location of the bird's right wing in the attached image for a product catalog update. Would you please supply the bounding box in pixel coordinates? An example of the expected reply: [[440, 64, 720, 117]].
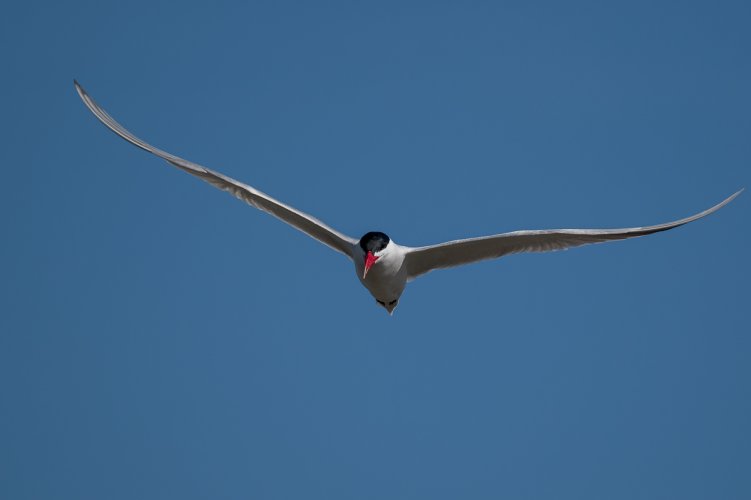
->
[[403, 190, 742, 280], [75, 81, 358, 258]]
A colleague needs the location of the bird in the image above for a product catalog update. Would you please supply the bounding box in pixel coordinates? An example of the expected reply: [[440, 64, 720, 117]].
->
[[74, 81, 742, 315]]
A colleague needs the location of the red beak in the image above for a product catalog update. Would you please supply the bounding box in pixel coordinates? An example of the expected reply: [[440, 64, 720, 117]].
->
[[363, 251, 379, 279]]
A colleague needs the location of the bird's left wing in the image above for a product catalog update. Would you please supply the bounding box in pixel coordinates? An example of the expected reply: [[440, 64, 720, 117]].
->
[[403, 190, 742, 280], [74, 81, 358, 258]]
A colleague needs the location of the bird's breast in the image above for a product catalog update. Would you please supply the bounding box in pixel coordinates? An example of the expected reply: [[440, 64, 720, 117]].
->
[[354, 249, 408, 300]]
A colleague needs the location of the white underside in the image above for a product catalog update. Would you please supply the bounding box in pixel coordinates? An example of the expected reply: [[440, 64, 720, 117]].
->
[[353, 241, 409, 303]]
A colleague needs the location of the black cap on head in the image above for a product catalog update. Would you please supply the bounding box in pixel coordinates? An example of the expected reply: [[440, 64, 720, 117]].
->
[[359, 231, 390, 254]]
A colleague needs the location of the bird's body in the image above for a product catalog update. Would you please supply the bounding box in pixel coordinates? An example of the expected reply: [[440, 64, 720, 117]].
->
[[74, 81, 742, 315], [354, 236, 408, 314]]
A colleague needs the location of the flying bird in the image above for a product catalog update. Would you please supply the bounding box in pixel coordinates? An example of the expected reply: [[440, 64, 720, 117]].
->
[[74, 81, 742, 315]]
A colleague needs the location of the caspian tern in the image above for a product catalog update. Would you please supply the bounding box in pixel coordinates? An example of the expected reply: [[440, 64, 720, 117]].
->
[[75, 81, 742, 315]]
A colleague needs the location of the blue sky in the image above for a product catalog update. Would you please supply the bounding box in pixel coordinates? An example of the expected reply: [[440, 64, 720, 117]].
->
[[3, 1, 750, 499]]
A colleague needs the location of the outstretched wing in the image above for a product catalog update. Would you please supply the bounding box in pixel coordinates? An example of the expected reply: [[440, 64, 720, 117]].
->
[[75, 81, 358, 258], [404, 190, 742, 280]]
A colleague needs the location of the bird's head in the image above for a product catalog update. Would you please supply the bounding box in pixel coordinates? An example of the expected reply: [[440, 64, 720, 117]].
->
[[358, 231, 390, 279]]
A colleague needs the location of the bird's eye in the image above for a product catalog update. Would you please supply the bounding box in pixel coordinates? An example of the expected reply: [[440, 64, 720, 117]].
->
[[388, 300, 398, 306], [376, 300, 385, 306]]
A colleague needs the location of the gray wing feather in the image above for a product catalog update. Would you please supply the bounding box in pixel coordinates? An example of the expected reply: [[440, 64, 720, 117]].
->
[[404, 190, 742, 280], [74, 81, 357, 258]]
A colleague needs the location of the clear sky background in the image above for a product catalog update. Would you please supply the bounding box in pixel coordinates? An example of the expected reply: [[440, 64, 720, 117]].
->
[[2, 1, 749, 499]]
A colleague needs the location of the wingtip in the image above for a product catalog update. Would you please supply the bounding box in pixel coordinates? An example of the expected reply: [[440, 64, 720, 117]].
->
[[711, 188, 744, 212], [73, 79, 86, 99], [728, 188, 744, 202], [699, 188, 745, 219]]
